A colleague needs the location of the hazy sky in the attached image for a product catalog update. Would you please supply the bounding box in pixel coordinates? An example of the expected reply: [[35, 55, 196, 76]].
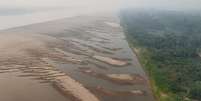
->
[[122, 0, 201, 11], [0, 0, 121, 30], [1, 0, 201, 11], [0, 0, 120, 10], [0, 0, 200, 30]]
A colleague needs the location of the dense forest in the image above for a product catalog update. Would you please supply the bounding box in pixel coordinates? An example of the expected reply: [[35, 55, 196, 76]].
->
[[120, 9, 201, 101]]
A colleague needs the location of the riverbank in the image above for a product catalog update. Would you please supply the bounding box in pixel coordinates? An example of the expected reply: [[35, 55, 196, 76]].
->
[[120, 9, 201, 101], [125, 33, 187, 101]]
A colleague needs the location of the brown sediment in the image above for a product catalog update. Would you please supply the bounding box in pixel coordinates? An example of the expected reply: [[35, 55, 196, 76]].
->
[[92, 55, 129, 67], [0, 65, 26, 73], [69, 38, 113, 55], [15, 64, 100, 101], [2, 65, 100, 101], [86, 60, 108, 70], [53, 75, 99, 101], [0, 47, 99, 101], [0, 69, 19, 73], [91, 86, 145, 96], [85, 31, 111, 41], [30, 48, 87, 65], [0, 15, 155, 101], [54, 48, 86, 64], [101, 46, 123, 51], [88, 38, 111, 44], [106, 74, 134, 81], [84, 44, 113, 55], [78, 67, 97, 76], [41, 58, 100, 101], [55, 48, 82, 58], [61, 57, 83, 64], [104, 74, 145, 85], [26, 47, 85, 65], [65, 48, 91, 56], [110, 57, 132, 61], [78, 68, 145, 85]]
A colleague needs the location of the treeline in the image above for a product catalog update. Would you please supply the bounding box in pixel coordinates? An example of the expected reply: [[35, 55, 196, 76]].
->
[[120, 9, 201, 101]]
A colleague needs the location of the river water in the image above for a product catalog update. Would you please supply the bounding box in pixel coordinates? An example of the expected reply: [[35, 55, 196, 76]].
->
[[0, 1, 155, 99], [0, 13, 155, 101], [0, 9, 93, 30]]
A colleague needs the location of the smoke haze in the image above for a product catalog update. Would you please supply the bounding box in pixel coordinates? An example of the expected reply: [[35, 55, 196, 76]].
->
[[122, 0, 201, 11]]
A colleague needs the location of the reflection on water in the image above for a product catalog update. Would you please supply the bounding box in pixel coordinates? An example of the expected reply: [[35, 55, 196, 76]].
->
[[0, 9, 79, 30], [0, 8, 33, 16], [0, 7, 117, 30]]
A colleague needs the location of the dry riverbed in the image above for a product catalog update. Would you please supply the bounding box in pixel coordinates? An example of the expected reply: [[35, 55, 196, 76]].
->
[[0, 14, 155, 101]]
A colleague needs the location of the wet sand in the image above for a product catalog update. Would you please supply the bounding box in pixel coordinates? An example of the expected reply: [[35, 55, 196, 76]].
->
[[0, 14, 155, 101]]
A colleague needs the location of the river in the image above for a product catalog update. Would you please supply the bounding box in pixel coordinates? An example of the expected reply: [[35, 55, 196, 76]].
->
[[0, 13, 155, 101]]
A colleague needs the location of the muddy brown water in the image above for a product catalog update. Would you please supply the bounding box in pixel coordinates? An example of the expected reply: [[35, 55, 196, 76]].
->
[[0, 72, 70, 101], [0, 14, 155, 101]]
